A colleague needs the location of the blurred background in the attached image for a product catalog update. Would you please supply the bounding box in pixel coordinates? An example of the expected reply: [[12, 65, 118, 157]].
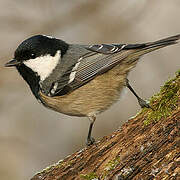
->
[[0, 0, 180, 179]]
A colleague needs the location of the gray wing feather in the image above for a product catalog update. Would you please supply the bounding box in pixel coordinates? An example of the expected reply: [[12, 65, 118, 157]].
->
[[48, 35, 180, 96], [51, 47, 130, 96], [86, 44, 125, 54], [50, 43, 146, 96]]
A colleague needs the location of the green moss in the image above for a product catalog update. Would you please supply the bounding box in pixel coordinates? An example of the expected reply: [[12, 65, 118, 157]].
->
[[101, 156, 121, 179], [142, 70, 180, 125], [175, 69, 180, 76], [105, 156, 120, 171], [80, 172, 98, 180]]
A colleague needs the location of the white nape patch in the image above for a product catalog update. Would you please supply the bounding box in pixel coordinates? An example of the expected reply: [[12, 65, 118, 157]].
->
[[24, 50, 61, 81], [42, 35, 54, 39], [68, 57, 82, 83]]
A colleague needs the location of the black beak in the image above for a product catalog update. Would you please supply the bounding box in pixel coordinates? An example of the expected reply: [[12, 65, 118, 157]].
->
[[5, 59, 21, 67]]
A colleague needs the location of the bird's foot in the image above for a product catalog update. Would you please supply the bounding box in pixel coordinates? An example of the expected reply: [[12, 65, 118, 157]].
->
[[138, 98, 153, 110], [86, 137, 95, 146]]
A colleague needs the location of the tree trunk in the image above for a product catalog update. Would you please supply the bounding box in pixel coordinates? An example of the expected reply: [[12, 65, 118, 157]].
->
[[31, 71, 180, 180]]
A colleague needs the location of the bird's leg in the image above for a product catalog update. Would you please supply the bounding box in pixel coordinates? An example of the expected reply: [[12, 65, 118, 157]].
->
[[86, 115, 96, 146], [126, 79, 153, 109]]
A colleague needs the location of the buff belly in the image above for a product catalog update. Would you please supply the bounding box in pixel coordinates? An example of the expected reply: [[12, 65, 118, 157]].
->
[[39, 63, 136, 117]]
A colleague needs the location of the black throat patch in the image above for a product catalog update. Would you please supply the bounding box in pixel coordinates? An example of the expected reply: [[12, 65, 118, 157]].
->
[[16, 64, 40, 100]]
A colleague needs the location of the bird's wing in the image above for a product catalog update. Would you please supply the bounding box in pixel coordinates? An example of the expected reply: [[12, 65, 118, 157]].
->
[[48, 43, 146, 96], [48, 34, 180, 96]]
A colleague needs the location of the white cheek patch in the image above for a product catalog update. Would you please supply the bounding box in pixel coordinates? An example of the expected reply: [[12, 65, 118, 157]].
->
[[24, 50, 61, 81]]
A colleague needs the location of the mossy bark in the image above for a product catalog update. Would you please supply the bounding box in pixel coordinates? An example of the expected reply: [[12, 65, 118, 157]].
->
[[31, 71, 180, 180]]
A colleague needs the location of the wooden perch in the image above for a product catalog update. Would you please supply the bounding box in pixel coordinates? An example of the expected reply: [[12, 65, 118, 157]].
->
[[31, 71, 180, 180]]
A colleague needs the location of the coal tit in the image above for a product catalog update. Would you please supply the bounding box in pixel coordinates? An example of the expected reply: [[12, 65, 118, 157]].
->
[[5, 34, 180, 145]]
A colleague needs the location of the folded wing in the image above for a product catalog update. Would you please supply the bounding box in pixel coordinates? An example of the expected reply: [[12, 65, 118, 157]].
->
[[49, 34, 180, 96]]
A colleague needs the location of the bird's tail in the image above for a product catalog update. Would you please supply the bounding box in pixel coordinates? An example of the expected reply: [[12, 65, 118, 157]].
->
[[136, 34, 180, 55], [143, 34, 180, 50], [126, 34, 180, 62]]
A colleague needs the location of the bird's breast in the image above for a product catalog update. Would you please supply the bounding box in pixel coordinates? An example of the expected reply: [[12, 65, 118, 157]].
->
[[39, 63, 133, 117]]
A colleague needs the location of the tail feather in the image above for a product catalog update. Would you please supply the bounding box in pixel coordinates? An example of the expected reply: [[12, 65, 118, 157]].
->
[[125, 34, 180, 64], [144, 34, 180, 49], [129, 34, 180, 58]]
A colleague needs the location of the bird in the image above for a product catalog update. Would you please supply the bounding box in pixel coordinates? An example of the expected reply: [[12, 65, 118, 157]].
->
[[5, 34, 180, 145]]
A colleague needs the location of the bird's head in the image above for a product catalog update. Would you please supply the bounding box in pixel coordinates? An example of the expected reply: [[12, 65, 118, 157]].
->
[[5, 35, 69, 81]]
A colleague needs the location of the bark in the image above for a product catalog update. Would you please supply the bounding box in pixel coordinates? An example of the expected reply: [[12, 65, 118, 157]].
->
[[31, 72, 180, 180]]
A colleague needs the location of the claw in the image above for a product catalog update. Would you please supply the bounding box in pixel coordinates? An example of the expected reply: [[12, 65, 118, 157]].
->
[[138, 98, 154, 110], [86, 137, 95, 146]]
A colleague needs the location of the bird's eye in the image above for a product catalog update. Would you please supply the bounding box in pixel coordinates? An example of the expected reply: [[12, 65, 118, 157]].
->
[[30, 53, 36, 59]]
